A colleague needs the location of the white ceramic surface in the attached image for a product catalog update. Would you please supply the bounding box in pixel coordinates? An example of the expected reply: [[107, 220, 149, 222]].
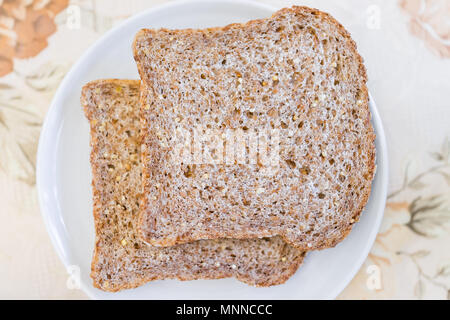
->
[[36, 0, 388, 299]]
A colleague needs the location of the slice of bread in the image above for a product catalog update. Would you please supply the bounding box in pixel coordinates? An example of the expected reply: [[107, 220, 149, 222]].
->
[[133, 6, 376, 250], [81, 79, 305, 291]]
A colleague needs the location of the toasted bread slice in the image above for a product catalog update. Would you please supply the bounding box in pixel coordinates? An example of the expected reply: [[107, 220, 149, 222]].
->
[[133, 6, 375, 250], [81, 79, 305, 291]]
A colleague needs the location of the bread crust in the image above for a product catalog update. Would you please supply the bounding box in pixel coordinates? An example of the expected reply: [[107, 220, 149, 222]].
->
[[134, 6, 376, 250], [82, 79, 305, 292]]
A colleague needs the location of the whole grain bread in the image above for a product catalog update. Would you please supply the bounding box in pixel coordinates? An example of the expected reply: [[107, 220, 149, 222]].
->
[[133, 6, 376, 250], [81, 79, 305, 291]]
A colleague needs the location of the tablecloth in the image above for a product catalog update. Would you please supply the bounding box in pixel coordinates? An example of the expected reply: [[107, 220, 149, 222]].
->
[[0, 0, 449, 299]]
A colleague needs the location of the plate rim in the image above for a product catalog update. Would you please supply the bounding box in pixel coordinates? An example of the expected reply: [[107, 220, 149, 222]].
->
[[36, 0, 388, 300]]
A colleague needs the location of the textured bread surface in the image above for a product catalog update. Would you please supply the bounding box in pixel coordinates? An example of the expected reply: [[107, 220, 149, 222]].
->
[[134, 6, 376, 250], [81, 79, 305, 292]]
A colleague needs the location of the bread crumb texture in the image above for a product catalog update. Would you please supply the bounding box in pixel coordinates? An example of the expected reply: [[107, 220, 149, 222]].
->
[[81, 79, 305, 292], [134, 6, 376, 250]]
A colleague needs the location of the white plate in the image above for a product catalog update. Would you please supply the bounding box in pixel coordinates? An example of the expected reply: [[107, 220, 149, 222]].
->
[[37, 0, 388, 300]]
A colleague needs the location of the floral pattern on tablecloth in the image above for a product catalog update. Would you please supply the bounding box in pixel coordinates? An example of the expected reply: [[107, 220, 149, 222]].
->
[[399, 0, 450, 58], [0, 0, 449, 299], [343, 138, 450, 299], [0, 0, 69, 76]]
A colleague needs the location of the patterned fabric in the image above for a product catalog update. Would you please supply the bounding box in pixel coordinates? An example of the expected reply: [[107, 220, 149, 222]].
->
[[0, 0, 448, 299]]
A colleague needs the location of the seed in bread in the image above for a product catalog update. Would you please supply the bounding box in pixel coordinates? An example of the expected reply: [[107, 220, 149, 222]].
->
[[81, 79, 305, 291]]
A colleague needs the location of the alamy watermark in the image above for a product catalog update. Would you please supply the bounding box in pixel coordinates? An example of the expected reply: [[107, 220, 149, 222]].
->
[[366, 264, 382, 290], [66, 265, 81, 290], [164, 126, 283, 175]]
